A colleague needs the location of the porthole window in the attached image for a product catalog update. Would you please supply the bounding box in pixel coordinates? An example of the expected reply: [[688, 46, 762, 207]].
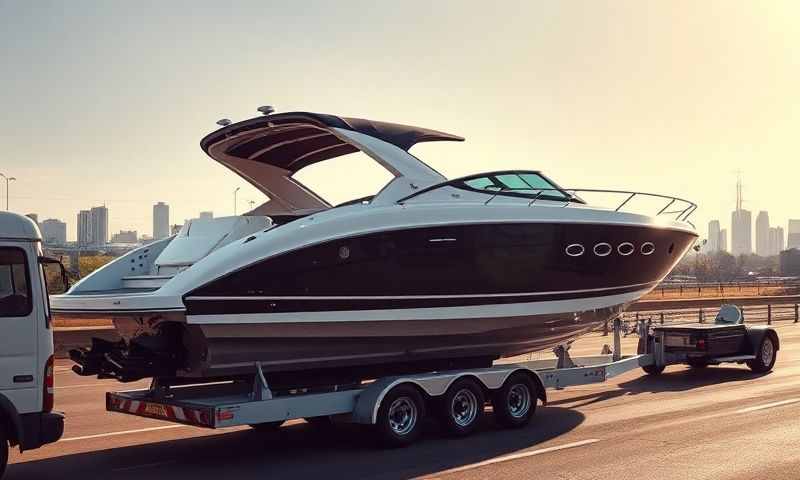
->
[[617, 242, 635, 256], [641, 242, 656, 255], [594, 243, 612, 257], [565, 244, 585, 257]]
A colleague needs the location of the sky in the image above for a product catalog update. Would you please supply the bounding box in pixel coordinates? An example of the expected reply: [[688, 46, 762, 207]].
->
[[0, 0, 798, 241]]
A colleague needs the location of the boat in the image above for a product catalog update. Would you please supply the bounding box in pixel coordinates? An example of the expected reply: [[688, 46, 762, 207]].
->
[[51, 109, 699, 386]]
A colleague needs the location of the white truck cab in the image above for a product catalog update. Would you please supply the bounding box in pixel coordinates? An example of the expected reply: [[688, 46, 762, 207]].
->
[[0, 212, 65, 477]]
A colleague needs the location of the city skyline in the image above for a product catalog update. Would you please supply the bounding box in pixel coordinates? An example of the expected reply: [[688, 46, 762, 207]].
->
[[2, 2, 800, 240]]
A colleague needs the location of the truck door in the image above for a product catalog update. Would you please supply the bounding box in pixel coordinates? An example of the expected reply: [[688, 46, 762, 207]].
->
[[0, 245, 38, 413]]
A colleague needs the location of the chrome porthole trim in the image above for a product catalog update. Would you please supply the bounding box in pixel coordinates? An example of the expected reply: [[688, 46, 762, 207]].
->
[[593, 242, 612, 257], [641, 242, 656, 255], [565, 244, 585, 257], [617, 242, 635, 256]]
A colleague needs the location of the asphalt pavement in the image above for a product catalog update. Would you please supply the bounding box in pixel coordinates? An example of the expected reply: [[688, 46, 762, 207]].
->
[[9, 326, 800, 480]]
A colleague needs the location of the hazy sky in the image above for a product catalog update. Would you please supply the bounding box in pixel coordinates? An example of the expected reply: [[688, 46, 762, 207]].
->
[[1, 1, 798, 240]]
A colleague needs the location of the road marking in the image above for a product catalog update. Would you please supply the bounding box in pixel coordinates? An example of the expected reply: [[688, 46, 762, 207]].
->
[[736, 398, 800, 414], [426, 439, 601, 477], [61, 425, 187, 442]]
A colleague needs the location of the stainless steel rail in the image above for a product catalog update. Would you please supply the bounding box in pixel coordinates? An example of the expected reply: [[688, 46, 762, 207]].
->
[[397, 170, 697, 222]]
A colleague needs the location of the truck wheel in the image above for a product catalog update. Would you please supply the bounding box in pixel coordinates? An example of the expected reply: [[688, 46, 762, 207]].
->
[[492, 372, 537, 428], [438, 378, 485, 437], [747, 335, 777, 373], [0, 425, 8, 479], [375, 384, 425, 448], [642, 364, 665, 375], [250, 420, 284, 433]]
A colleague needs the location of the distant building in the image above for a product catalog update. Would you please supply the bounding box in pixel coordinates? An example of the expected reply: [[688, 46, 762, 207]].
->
[[755, 211, 770, 257], [40, 218, 67, 245], [25, 213, 39, 225], [707, 220, 721, 253], [789, 219, 800, 249], [731, 178, 751, 256], [768, 227, 785, 257], [719, 229, 728, 252], [110, 230, 138, 244], [77, 210, 92, 246], [153, 202, 170, 240], [780, 248, 800, 276], [90, 206, 108, 246], [199, 211, 214, 220]]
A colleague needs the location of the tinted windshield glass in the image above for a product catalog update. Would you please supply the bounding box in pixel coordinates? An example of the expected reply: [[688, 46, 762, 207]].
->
[[461, 173, 568, 200]]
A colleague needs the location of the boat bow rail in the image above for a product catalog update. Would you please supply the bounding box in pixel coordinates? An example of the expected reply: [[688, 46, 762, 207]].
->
[[397, 170, 698, 223]]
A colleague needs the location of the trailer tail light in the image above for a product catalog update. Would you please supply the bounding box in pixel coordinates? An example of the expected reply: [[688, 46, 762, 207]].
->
[[43, 355, 55, 412], [696, 339, 706, 351]]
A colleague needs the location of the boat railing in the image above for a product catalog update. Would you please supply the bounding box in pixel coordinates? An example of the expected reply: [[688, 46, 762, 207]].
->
[[398, 178, 697, 222]]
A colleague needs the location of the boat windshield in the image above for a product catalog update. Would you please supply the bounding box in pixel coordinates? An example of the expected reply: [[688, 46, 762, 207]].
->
[[457, 172, 572, 201]]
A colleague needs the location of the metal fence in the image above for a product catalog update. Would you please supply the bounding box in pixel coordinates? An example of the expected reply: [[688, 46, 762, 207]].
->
[[611, 303, 800, 335], [650, 279, 800, 298]]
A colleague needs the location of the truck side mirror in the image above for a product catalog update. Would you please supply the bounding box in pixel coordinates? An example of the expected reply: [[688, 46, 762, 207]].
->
[[39, 256, 71, 294]]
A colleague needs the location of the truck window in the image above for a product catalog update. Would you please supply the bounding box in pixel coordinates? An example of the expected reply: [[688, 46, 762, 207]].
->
[[0, 247, 32, 317]]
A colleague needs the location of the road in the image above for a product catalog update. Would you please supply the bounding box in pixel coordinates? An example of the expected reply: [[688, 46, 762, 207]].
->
[[9, 326, 800, 480]]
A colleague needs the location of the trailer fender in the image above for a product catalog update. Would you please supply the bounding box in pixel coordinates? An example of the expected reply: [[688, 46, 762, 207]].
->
[[0, 394, 23, 450], [745, 326, 780, 353]]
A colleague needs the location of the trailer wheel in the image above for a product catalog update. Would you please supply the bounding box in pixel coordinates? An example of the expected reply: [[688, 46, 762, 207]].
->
[[747, 335, 777, 373], [642, 364, 665, 375], [492, 372, 537, 428], [375, 384, 425, 448], [0, 424, 8, 478], [250, 420, 284, 433], [438, 378, 485, 437], [687, 359, 708, 369]]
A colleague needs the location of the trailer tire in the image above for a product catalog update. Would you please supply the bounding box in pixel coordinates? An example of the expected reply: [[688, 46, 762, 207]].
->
[[687, 359, 708, 369], [492, 372, 537, 428], [250, 421, 284, 433], [0, 424, 8, 479], [375, 384, 425, 448], [438, 377, 485, 437], [642, 364, 665, 375], [747, 334, 777, 373]]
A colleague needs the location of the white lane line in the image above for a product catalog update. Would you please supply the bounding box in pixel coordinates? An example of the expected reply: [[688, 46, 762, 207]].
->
[[736, 398, 800, 414], [61, 425, 187, 442], [426, 439, 601, 477]]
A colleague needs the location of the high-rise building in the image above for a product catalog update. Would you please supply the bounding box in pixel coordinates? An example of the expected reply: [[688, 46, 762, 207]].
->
[[199, 211, 214, 220], [719, 229, 728, 252], [40, 218, 67, 245], [77, 210, 92, 246], [767, 227, 784, 256], [153, 202, 170, 240], [110, 230, 138, 243], [707, 220, 721, 253], [789, 220, 800, 249], [755, 211, 770, 257], [731, 178, 752, 256], [90, 206, 108, 246]]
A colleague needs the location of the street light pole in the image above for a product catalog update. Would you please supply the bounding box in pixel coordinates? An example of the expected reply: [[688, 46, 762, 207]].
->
[[0, 174, 16, 211], [234, 187, 241, 216]]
